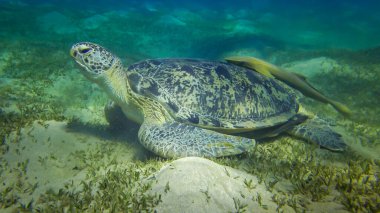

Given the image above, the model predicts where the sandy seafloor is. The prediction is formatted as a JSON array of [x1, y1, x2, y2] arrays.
[[0, 1, 379, 212]]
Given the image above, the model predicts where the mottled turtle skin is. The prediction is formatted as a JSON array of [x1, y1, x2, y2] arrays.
[[70, 42, 346, 158]]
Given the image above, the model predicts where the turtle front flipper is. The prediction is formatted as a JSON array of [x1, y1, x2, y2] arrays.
[[105, 101, 126, 127], [104, 101, 139, 131], [287, 116, 347, 151], [138, 121, 255, 158]]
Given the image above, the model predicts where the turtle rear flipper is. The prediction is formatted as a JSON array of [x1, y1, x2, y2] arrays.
[[287, 117, 347, 151], [138, 120, 255, 158]]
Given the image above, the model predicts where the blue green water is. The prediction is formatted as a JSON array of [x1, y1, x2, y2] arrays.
[[0, 0, 379, 212], [2, 0, 380, 55]]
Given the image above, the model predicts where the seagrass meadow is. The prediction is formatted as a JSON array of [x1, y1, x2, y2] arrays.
[[0, 1, 379, 212]]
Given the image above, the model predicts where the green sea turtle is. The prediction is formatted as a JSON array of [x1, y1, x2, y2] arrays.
[[70, 42, 346, 158]]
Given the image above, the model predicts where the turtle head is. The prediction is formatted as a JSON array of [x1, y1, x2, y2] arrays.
[[70, 42, 122, 80]]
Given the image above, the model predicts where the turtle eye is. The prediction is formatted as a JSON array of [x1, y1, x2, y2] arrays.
[[79, 47, 91, 54]]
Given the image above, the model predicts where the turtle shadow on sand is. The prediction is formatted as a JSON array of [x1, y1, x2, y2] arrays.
[[64, 115, 155, 160]]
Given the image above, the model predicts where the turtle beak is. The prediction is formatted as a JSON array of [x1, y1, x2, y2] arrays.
[[70, 48, 77, 58], [70, 46, 86, 69]]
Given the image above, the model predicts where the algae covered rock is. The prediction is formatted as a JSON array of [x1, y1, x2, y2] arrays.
[[155, 15, 187, 27], [282, 57, 341, 78], [81, 14, 109, 30], [148, 157, 278, 212], [36, 11, 79, 34]]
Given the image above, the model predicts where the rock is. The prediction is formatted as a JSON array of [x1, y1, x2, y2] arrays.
[[143, 2, 159, 12], [156, 15, 187, 27], [222, 48, 264, 60], [36, 11, 79, 34], [282, 57, 341, 78], [81, 14, 109, 30], [148, 157, 278, 212], [224, 19, 259, 35]]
